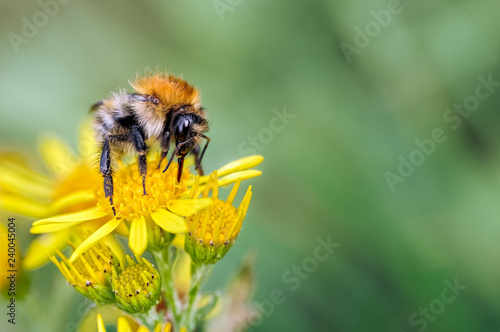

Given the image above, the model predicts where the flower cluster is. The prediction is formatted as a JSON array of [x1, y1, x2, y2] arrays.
[[0, 122, 262, 332]]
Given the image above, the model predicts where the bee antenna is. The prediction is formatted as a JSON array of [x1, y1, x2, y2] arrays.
[[195, 134, 211, 170]]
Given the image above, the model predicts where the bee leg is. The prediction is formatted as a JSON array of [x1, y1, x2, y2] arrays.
[[163, 137, 195, 182], [131, 125, 148, 196], [100, 138, 116, 216], [177, 154, 185, 182], [157, 131, 170, 170], [195, 134, 210, 175], [192, 144, 204, 176]]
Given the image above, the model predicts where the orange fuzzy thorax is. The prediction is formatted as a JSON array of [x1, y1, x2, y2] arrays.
[[130, 73, 200, 106]]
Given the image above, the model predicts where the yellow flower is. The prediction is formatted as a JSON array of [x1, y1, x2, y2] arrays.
[[50, 231, 125, 305], [31, 154, 263, 260], [97, 313, 171, 332], [185, 172, 253, 264], [0, 120, 263, 263], [0, 125, 104, 269]]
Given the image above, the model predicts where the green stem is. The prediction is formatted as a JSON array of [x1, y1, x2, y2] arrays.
[[181, 263, 211, 331], [132, 309, 160, 330], [152, 247, 182, 327]]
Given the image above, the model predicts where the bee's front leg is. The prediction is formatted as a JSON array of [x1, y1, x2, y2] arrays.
[[157, 130, 170, 170], [100, 138, 116, 216], [131, 125, 148, 196], [100, 134, 129, 216]]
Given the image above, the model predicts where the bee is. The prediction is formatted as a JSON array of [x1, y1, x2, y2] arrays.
[[91, 72, 210, 214]]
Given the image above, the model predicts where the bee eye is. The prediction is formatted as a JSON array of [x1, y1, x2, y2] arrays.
[[149, 96, 160, 105]]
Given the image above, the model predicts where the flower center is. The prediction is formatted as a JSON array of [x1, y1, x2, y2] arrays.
[[112, 256, 161, 313], [189, 198, 237, 246], [96, 158, 190, 220]]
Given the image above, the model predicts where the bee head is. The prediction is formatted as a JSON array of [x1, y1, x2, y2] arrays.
[[173, 112, 204, 155], [163, 106, 210, 181]]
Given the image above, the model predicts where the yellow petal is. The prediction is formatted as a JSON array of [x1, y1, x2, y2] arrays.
[[50, 190, 96, 212], [39, 134, 78, 176], [172, 234, 185, 248], [23, 230, 70, 270], [97, 314, 106, 332], [0, 162, 53, 198], [167, 198, 212, 217], [32, 207, 107, 227], [30, 207, 108, 233], [0, 157, 53, 186], [0, 193, 51, 218], [117, 316, 132, 332], [114, 220, 130, 237], [186, 155, 263, 187], [69, 218, 121, 262], [217, 170, 262, 187], [101, 234, 126, 262], [216, 155, 263, 176], [129, 216, 148, 256], [173, 250, 191, 296], [185, 170, 262, 199], [163, 323, 172, 332], [151, 208, 188, 234], [137, 327, 149, 332]]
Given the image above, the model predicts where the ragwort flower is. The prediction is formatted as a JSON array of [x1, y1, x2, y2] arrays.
[[0, 125, 105, 269], [185, 172, 252, 265], [31, 153, 263, 260], [50, 232, 124, 305]]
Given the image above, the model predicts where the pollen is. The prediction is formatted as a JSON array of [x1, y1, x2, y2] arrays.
[[96, 158, 189, 220]]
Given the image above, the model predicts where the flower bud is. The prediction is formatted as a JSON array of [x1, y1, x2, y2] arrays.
[[111, 255, 161, 313], [185, 174, 252, 264]]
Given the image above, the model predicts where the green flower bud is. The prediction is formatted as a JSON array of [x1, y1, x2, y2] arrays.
[[111, 255, 161, 313]]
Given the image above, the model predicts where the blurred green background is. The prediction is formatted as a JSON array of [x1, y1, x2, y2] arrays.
[[2, 0, 500, 331]]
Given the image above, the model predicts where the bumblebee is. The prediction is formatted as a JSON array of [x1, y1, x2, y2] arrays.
[[91, 72, 210, 214]]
